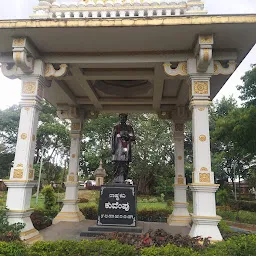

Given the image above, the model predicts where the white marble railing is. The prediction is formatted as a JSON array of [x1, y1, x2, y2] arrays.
[[31, 0, 207, 19]]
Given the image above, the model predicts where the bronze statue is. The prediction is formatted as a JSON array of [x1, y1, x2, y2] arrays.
[[111, 114, 135, 183]]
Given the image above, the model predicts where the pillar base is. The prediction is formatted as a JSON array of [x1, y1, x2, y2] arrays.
[[7, 209, 42, 244], [168, 215, 191, 226], [168, 202, 191, 226], [53, 199, 84, 224], [189, 215, 222, 241]]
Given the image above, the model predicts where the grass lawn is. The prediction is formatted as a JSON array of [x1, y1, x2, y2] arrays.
[[1, 189, 256, 226], [137, 202, 168, 210]]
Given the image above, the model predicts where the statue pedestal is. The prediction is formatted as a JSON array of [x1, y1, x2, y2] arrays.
[[97, 184, 137, 227], [80, 184, 140, 237]]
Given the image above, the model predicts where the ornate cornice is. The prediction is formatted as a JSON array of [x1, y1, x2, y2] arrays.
[[44, 63, 68, 78], [213, 60, 236, 75], [163, 62, 188, 77]]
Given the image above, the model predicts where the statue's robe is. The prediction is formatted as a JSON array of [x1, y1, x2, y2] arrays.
[[111, 123, 135, 163]]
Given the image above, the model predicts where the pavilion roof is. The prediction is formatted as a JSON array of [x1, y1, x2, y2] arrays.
[[31, 0, 207, 19]]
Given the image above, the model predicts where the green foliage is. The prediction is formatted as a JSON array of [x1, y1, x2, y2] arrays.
[[81, 114, 175, 194], [218, 220, 235, 240], [1, 235, 256, 256], [0, 242, 26, 256], [216, 189, 230, 206], [41, 186, 57, 213], [79, 203, 98, 220], [230, 200, 256, 212], [218, 220, 232, 234], [217, 209, 256, 225], [97, 230, 210, 251], [0, 144, 14, 179], [28, 240, 137, 256], [141, 244, 200, 256], [203, 234, 256, 256], [0, 105, 20, 150], [79, 202, 172, 222], [0, 208, 25, 242], [30, 209, 56, 231], [238, 65, 256, 106]]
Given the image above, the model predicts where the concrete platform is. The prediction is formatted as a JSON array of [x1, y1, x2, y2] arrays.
[[40, 220, 190, 241]]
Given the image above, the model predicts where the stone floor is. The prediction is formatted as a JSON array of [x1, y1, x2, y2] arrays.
[[40, 220, 190, 241]]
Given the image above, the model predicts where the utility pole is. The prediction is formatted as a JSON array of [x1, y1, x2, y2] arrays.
[[233, 162, 237, 201], [36, 148, 45, 205]]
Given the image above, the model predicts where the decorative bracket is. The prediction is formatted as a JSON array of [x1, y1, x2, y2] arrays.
[[57, 104, 79, 120], [163, 62, 188, 77], [57, 104, 99, 120], [44, 64, 68, 78], [1, 63, 18, 79], [213, 61, 236, 75], [195, 35, 214, 73], [12, 38, 38, 73]]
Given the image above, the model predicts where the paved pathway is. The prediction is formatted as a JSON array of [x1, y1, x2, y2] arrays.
[[40, 220, 190, 241]]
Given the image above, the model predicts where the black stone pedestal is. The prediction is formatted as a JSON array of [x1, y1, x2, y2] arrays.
[[80, 184, 141, 237]]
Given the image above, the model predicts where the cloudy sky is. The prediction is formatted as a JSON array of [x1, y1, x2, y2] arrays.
[[0, 0, 255, 110]]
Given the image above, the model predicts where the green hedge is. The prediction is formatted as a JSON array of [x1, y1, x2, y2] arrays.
[[1, 235, 256, 256], [217, 209, 256, 225], [79, 204, 171, 222], [141, 244, 200, 256], [230, 200, 256, 212], [28, 240, 136, 256], [202, 235, 256, 256], [0, 242, 26, 256]]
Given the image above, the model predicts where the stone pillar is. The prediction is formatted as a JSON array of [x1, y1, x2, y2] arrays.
[[188, 71, 222, 241], [53, 119, 84, 224], [168, 121, 190, 226], [4, 75, 45, 243]]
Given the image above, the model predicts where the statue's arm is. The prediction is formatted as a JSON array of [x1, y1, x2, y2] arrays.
[[129, 126, 136, 142], [111, 127, 117, 154]]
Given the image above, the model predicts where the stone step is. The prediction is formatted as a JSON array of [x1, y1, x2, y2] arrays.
[[88, 225, 142, 233], [80, 225, 143, 237]]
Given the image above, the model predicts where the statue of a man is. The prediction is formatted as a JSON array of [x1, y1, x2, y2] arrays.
[[111, 113, 135, 183]]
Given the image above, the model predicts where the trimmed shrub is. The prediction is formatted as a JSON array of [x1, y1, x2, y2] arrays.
[[30, 209, 53, 231], [28, 240, 137, 256], [203, 234, 256, 256], [216, 189, 230, 206], [230, 200, 256, 212], [141, 244, 200, 256], [41, 186, 57, 212], [79, 204, 171, 222], [0, 242, 26, 256], [79, 203, 98, 220], [78, 198, 89, 203], [137, 208, 171, 222]]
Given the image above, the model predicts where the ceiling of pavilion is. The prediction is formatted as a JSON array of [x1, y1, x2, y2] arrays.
[[0, 15, 256, 114]]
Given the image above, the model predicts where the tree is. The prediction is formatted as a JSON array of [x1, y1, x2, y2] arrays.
[[0, 143, 14, 179], [212, 103, 255, 197], [0, 105, 20, 151], [80, 113, 175, 195], [237, 64, 256, 106], [0, 102, 70, 184]]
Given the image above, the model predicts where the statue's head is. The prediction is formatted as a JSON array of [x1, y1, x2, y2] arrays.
[[119, 113, 128, 124]]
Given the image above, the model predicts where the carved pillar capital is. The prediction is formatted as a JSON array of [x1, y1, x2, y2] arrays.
[[194, 35, 214, 73]]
